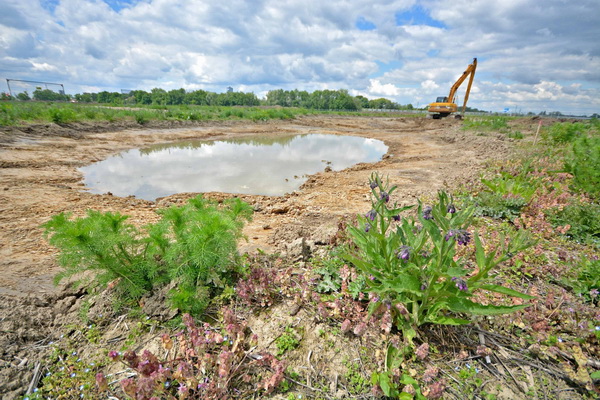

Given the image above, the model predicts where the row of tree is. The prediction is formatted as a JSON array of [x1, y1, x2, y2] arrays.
[[264, 89, 414, 110], [2, 87, 415, 111]]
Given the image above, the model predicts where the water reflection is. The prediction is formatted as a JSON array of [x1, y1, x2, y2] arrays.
[[79, 134, 388, 200]]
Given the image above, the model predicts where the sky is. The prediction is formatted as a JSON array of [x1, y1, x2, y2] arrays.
[[1, 0, 599, 115]]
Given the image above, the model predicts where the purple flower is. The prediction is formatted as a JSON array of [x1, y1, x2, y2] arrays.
[[451, 277, 468, 292], [364, 222, 371, 232], [370, 181, 378, 189], [422, 206, 433, 220], [366, 209, 377, 221], [396, 245, 411, 260], [178, 383, 189, 395], [445, 229, 471, 245], [447, 204, 456, 214], [380, 191, 390, 203], [392, 214, 401, 221]]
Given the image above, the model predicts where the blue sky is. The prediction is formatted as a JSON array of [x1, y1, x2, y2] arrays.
[[1, 0, 599, 115]]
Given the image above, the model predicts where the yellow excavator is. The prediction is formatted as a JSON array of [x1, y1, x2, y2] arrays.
[[428, 58, 477, 119]]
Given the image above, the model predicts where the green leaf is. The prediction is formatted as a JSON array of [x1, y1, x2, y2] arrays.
[[479, 284, 536, 300], [400, 374, 419, 386], [447, 265, 468, 277], [382, 273, 422, 295], [426, 315, 471, 325], [474, 234, 486, 269], [447, 297, 529, 315], [378, 372, 393, 396]]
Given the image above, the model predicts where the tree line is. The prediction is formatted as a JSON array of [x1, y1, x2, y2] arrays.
[[2, 87, 415, 111]]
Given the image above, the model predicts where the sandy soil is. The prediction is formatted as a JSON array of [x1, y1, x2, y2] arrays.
[[0, 115, 518, 296], [0, 115, 528, 397]]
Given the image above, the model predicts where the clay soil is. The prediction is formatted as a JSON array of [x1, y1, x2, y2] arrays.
[[0, 115, 527, 396]]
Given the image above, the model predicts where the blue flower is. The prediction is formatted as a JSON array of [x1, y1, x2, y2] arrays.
[[445, 229, 471, 245], [365, 209, 377, 221], [451, 277, 468, 292], [422, 206, 433, 220], [396, 245, 411, 261]]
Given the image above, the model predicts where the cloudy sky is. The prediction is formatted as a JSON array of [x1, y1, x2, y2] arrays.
[[1, 0, 599, 115]]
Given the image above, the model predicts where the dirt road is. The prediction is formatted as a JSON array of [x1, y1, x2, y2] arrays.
[[0, 115, 516, 297]]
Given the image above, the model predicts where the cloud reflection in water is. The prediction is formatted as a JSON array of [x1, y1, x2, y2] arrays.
[[79, 134, 388, 200]]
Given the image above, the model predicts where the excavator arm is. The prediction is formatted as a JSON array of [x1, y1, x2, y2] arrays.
[[428, 58, 477, 119], [447, 58, 477, 114]]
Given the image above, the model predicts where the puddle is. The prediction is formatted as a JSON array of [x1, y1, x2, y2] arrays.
[[79, 134, 388, 200]]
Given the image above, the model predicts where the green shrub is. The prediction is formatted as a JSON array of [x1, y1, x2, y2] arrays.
[[343, 173, 535, 343], [469, 170, 539, 220], [565, 134, 600, 200], [471, 192, 529, 220], [0, 103, 16, 125], [547, 122, 588, 144], [546, 201, 600, 246], [48, 107, 78, 124], [507, 130, 524, 139], [43, 210, 156, 300], [463, 117, 509, 131], [43, 196, 253, 314], [146, 196, 253, 314], [563, 257, 600, 304]]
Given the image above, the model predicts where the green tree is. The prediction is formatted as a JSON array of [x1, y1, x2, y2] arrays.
[[150, 88, 168, 106], [167, 88, 186, 105], [16, 91, 31, 101], [33, 89, 68, 101], [74, 93, 93, 102]]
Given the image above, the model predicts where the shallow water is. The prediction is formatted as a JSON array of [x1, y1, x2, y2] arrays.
[[79, 133, 388, 200]]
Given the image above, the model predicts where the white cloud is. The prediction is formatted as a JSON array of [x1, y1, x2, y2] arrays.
[[368, 79, 401, 96], [0, 0, 598, 114]]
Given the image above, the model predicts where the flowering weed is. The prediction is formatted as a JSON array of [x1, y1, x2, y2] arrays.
[[343, 173, 536, 343], [103, 311, 287, 399]]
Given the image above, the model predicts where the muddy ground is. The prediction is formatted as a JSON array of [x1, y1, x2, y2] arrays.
[[0, 115, 536, 397]]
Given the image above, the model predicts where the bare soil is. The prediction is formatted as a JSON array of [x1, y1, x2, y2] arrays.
[[0, 115, 533, 397]]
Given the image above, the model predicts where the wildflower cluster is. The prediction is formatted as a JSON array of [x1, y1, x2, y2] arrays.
[[102, 311, 286, 399], [343, 172, 536, 343], [25, 345, 104, 400]]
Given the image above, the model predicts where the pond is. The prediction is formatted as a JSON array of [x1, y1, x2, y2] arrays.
[[79, 134, 388, 200]]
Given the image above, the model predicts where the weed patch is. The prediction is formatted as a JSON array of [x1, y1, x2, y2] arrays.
[[545, 201, 600, 246], [343, 173, 536, 343]]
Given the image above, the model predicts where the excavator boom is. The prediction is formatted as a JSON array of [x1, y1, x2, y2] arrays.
[[428, 58, 477, 119]]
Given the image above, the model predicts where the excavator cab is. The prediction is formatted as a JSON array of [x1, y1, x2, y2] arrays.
[[428, 58, 477, 120]]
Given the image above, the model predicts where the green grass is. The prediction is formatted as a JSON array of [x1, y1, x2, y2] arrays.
[[462, 116, 512, 131], [0, 101, 319, 127]]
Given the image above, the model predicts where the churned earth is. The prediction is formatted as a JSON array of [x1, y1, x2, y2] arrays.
[[0, 115, 533, 397]]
